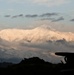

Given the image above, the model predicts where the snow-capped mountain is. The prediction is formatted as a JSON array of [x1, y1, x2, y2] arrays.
[[0, 26, 74, 42], [0, 26, 74, 63]]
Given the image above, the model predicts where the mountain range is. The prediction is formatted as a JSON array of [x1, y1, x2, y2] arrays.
[[0, 26, 74, 42], [0, 26, 74, 63]]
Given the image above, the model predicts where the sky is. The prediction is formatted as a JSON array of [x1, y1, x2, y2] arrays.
[[0, 0, 74, 63], [0, 0, 74, 31]]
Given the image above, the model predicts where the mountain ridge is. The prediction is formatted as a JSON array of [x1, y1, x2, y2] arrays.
[[0, 27, 74, 42]]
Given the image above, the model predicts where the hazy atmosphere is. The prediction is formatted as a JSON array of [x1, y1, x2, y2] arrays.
[[0, 0, 74, 63]]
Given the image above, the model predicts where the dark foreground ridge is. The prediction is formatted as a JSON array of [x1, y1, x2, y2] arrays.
[[0, 54, 74, 75]]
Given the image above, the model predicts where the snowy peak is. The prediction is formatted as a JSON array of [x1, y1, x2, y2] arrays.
[[33, 25, 55, 31], [0, 27, 74, 42]]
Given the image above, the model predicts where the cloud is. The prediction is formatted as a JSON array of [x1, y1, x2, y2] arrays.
[[40, 18, 55, 21], [55, 39, 74, 49], [4, 15, 11, 17], [40, 16, 64, 22], [12, 15, 18, 18], [52, 17, 64, 22], [40, 13, 58, 17], [25, 14, 38, 18], [12, 14, 24, 18], [6, 13, 58, 19], [70, 19, 74, 22], [0, 38, 73, 63], [18, 14, 24, 17]]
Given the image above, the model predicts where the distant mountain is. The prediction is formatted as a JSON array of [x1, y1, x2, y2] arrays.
[[0, 26, 74, 42], [0, 57, 57, 75], [0, 26, 74, 63]]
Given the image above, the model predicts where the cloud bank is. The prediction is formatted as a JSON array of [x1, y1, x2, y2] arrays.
[[0, 26, 74, 63]]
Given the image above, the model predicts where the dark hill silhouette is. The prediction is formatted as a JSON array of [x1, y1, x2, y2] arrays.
[[0, 62, 13, 68], [20, 57, 49, 64], [0, 56, 74, 75], [0, 57, 59, 75]]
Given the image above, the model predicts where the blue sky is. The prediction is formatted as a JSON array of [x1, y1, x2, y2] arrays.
[[0, 0, 74, 30]]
